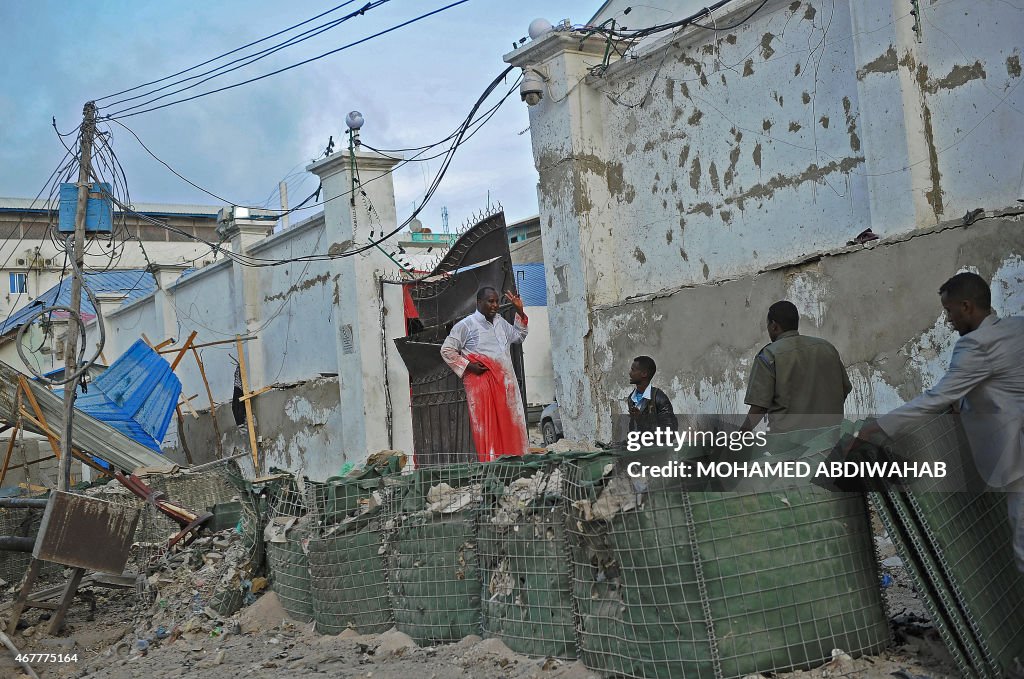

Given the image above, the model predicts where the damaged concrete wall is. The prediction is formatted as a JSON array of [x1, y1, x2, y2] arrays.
[[180, 375, 345, 480], [587, 213, 1024, 441], [248, 216, 338, 386], [507, 0, 1023, 441]]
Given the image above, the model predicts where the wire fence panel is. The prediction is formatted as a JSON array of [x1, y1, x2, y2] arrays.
[[477, 454, 576, 659], [307, 475, 393, 634], [876, 414, 1024, 679], [265, 477, 314, 622], [564, 446, 889, 679], [386, 464, 483, 645]]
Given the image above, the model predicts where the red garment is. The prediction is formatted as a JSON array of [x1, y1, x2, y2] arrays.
[[462, 353, 528, 462]]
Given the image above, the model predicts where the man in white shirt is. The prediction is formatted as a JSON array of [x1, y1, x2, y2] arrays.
[[855, 272, 1024, 573], [440, 287, 529, 462]]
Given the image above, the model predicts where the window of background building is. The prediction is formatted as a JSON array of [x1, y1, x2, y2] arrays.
[[9, 272, 27, 294]]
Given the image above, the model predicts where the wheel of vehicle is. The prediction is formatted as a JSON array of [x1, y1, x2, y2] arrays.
[[542, 419, 560, 444]]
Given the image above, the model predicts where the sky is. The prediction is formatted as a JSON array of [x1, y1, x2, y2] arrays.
[[0, 0, 600, 232]]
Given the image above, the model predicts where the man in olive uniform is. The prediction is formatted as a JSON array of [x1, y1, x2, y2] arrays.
[[741, 301, 852, 433]]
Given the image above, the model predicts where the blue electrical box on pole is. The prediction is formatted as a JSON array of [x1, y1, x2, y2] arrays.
[[58, 182, 114, 234]]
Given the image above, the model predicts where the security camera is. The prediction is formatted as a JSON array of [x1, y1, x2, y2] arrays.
[[520, 68, 545, 106]]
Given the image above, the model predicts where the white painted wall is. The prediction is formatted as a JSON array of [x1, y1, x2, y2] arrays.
[[507, 0, 1024, 441]]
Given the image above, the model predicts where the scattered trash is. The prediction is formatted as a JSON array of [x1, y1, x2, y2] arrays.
[[882, 573, 894, 588], [882, 556, 904, 569]]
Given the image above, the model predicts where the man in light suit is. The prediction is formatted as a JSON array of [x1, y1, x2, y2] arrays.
[[856, 272, 1024, 573]]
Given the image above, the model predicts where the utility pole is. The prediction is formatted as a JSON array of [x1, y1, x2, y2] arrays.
[[58, 101, 97, 492], [279, 181, 289, 230]]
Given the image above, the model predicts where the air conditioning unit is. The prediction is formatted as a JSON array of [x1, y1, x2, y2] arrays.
[[16, 258, 25, 266]]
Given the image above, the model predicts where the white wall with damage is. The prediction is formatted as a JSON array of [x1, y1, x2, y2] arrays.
[[508, 0, 1024, 441]]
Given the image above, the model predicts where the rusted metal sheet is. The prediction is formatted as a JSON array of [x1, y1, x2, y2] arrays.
[[33, 492, 139, 574], [396, 211, 528, 466], [0, 360, 175, 473]]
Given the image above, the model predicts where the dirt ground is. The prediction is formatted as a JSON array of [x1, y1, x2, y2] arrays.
[[0, 563, 960, 679]]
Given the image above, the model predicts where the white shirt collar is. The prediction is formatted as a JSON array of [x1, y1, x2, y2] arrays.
[[632, 384, 653, 401]]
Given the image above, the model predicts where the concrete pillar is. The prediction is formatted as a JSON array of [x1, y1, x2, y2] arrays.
[[92, 292, 127, 359], [218, 211, 272, 389], [505, 33, 617, 442], [849, 2, 936, 230], [307, 147, 406, 461]]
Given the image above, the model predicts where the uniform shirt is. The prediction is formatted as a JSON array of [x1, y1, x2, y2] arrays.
[[744, 330, 852, 433]]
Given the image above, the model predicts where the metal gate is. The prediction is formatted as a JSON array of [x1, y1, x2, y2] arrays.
[[394, 211, 527, 466]]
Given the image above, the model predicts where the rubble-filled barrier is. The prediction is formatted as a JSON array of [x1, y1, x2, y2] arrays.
[[307, 476, 393, 634], [386, 464, 483, 645], [563, 443, 890, 679], [265, 478, 314, 622], [477, 454, 576, 660], [872, 415, 1024, 679]]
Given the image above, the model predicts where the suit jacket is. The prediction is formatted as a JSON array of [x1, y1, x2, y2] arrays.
[[877, 314, 1024, 487], [627, 386, 679, 433]]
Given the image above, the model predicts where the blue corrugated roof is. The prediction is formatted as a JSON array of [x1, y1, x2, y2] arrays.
[[513, 263, 547, 307], [0, 269, 155, 337], [61, 339, 181, 451]]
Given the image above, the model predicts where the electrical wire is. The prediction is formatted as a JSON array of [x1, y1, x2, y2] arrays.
[[100, 0, 379, 114], [95, 1, 365, 103], [102, 0, 473, 120], [103, 64, 516, 270]]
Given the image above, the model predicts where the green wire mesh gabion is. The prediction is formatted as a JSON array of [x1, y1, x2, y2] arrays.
[[477, 454, 577, 659], [386, 464, 482, 645], [265, 478, 314, 623], [563, 443, 889, 679], [307, 475, 393, 635]]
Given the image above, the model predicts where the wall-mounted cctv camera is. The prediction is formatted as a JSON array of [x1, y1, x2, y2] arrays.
[[520, 68, 547, 106]]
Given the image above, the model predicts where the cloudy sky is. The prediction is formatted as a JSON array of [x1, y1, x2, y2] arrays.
[[0, 0, 599, 231]]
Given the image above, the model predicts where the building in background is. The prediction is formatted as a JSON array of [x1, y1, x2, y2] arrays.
[[0, 198, 277, 322]]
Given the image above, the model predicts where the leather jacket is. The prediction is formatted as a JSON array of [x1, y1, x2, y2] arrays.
[[627, 387, 678, 433]]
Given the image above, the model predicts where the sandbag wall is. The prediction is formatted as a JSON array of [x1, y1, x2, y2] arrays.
[[263, 445, 891, 678]]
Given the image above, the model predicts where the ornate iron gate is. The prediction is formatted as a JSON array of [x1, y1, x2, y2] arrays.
[[394, 211, 527, 466]]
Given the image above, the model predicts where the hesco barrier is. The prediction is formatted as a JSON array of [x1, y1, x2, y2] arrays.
[[307, 475, 393, 635], [265, 478, 314, 622], [563, 442, 890, 679], [477, 454, 576, 660], [386, 464, 483, 645], [871, 415, 1024, 679]]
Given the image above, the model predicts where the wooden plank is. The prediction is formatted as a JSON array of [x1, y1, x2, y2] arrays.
[[236, 335, 260, 472], [239, 385, 273, 403], [190, 347, 223, 458], [0, 385, 22, 486], [158, 335, 256, 354], [7, 559, 42, 634], [175, 406, 194, 465], [153, 338, 176, 351], [47, 567, 86, 635], [169, 330, 198, 371]]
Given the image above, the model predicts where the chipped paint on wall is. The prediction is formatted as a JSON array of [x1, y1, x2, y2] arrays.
[[784, 266, 830, 328]]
